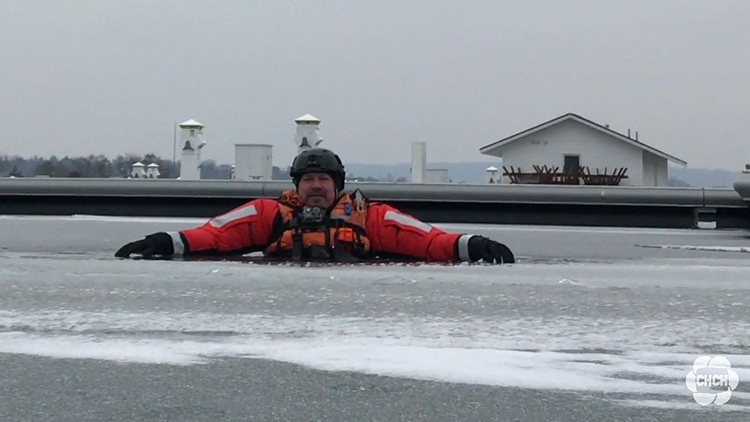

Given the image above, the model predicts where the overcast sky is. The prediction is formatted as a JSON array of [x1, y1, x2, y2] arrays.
[[1, 0, 748, 170]]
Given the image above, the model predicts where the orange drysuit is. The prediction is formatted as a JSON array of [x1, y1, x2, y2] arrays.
[[167, 189, 474, 262]]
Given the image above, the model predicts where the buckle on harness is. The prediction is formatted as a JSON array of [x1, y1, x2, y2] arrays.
[[292, 231, 304, 261]]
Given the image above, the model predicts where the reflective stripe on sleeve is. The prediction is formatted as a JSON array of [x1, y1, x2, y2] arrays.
[[166, 231, 185, 256], [209, 205, 258, 228], [383, 210, 433, 233], [457, 234, 474, 261]]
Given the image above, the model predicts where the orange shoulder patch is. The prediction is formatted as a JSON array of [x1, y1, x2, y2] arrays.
[[279, 190, 304, 208]]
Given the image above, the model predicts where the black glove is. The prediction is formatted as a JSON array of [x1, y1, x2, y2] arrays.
[[468, 235, 515, 264], [115, 232, 174, 258]]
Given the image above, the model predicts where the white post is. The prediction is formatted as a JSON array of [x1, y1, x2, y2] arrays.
[[293, 114, 323, 154], [146, 163, 160, 179], [411, 141, 426, 183], [130, 162, 146, 179], [178, 119, 206, 180], [486, 166, 499, 184]]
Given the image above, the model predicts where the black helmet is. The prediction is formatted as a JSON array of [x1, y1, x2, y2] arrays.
[[290, 148, 346, 191]]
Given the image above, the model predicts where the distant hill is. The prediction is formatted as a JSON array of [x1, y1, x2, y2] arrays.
[[345, 162, 503, 184], [667, 167, 744, 188], [345, 162, 744, 187]]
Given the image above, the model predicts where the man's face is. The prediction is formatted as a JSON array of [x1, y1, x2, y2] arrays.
[[297, 172, 337, 208]]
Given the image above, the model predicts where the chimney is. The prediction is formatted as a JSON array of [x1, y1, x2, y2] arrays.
[[627, 128, 631, 138], [411, 141, 427, 183], [635, 131, 639, 140]]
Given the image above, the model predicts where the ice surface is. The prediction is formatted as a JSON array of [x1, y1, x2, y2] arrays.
[[1, 215, 749, 410]]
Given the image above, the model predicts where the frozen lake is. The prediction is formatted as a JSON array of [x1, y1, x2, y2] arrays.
[[1, 215, 749, 420]]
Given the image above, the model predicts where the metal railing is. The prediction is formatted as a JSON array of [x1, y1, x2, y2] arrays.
[[1, 178, 748, 228]]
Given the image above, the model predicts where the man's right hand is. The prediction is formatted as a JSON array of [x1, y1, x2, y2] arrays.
[[115, 232, 174, 258]]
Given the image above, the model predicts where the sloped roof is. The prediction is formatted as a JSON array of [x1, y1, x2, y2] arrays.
[[479, 113, 687, 166], [295, 114, 320, 123], [179, 119, 204, 128]]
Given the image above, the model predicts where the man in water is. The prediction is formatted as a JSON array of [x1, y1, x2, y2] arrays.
[[115, 148, 514, 264]]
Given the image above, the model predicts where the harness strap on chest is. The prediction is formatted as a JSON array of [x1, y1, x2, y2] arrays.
[[267, 190, 370, 261], [292, 230, 303, 261]]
